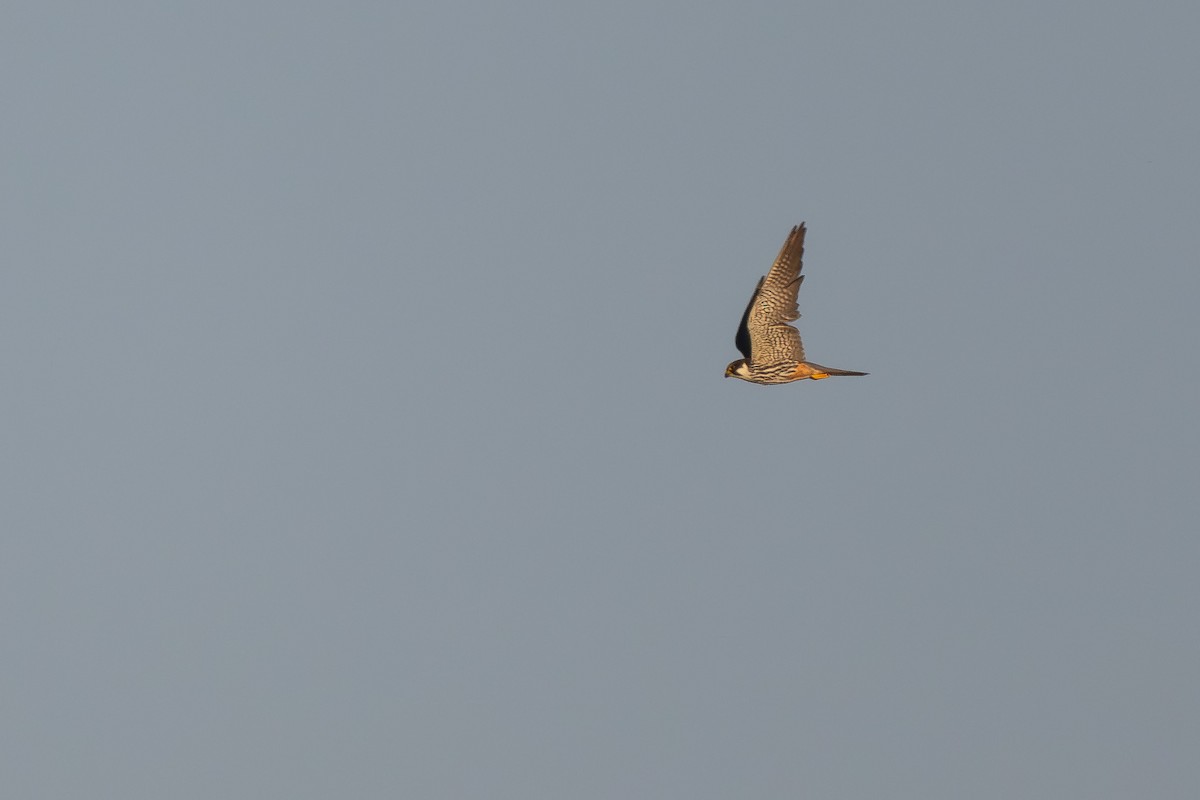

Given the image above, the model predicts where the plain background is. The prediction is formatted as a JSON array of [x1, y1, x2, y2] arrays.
[[3, 1, 1198, 797]]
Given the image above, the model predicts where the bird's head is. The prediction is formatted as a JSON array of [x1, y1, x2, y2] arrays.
[[725, 359, 750, 380]]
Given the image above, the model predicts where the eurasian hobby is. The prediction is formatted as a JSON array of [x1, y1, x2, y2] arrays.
[[725, 223, 867, 385]]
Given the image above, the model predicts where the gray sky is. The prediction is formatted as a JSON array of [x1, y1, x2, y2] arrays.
[[4, 1, 1198, 797]]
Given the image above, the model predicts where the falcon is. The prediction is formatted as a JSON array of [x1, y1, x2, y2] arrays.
[[725, 223, 867, 384]]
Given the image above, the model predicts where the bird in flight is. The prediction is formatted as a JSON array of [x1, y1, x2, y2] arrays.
[[725, 223, 867, 385]]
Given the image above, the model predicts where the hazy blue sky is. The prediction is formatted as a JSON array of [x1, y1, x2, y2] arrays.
[[4, 1, 1198, 797]]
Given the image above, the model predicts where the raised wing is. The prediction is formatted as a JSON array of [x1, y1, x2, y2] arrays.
[[734, 277, 764, 359], [745, 224, 807, 364]]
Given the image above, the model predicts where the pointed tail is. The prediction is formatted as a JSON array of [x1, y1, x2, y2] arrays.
[[808, 363, 868, 377]]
